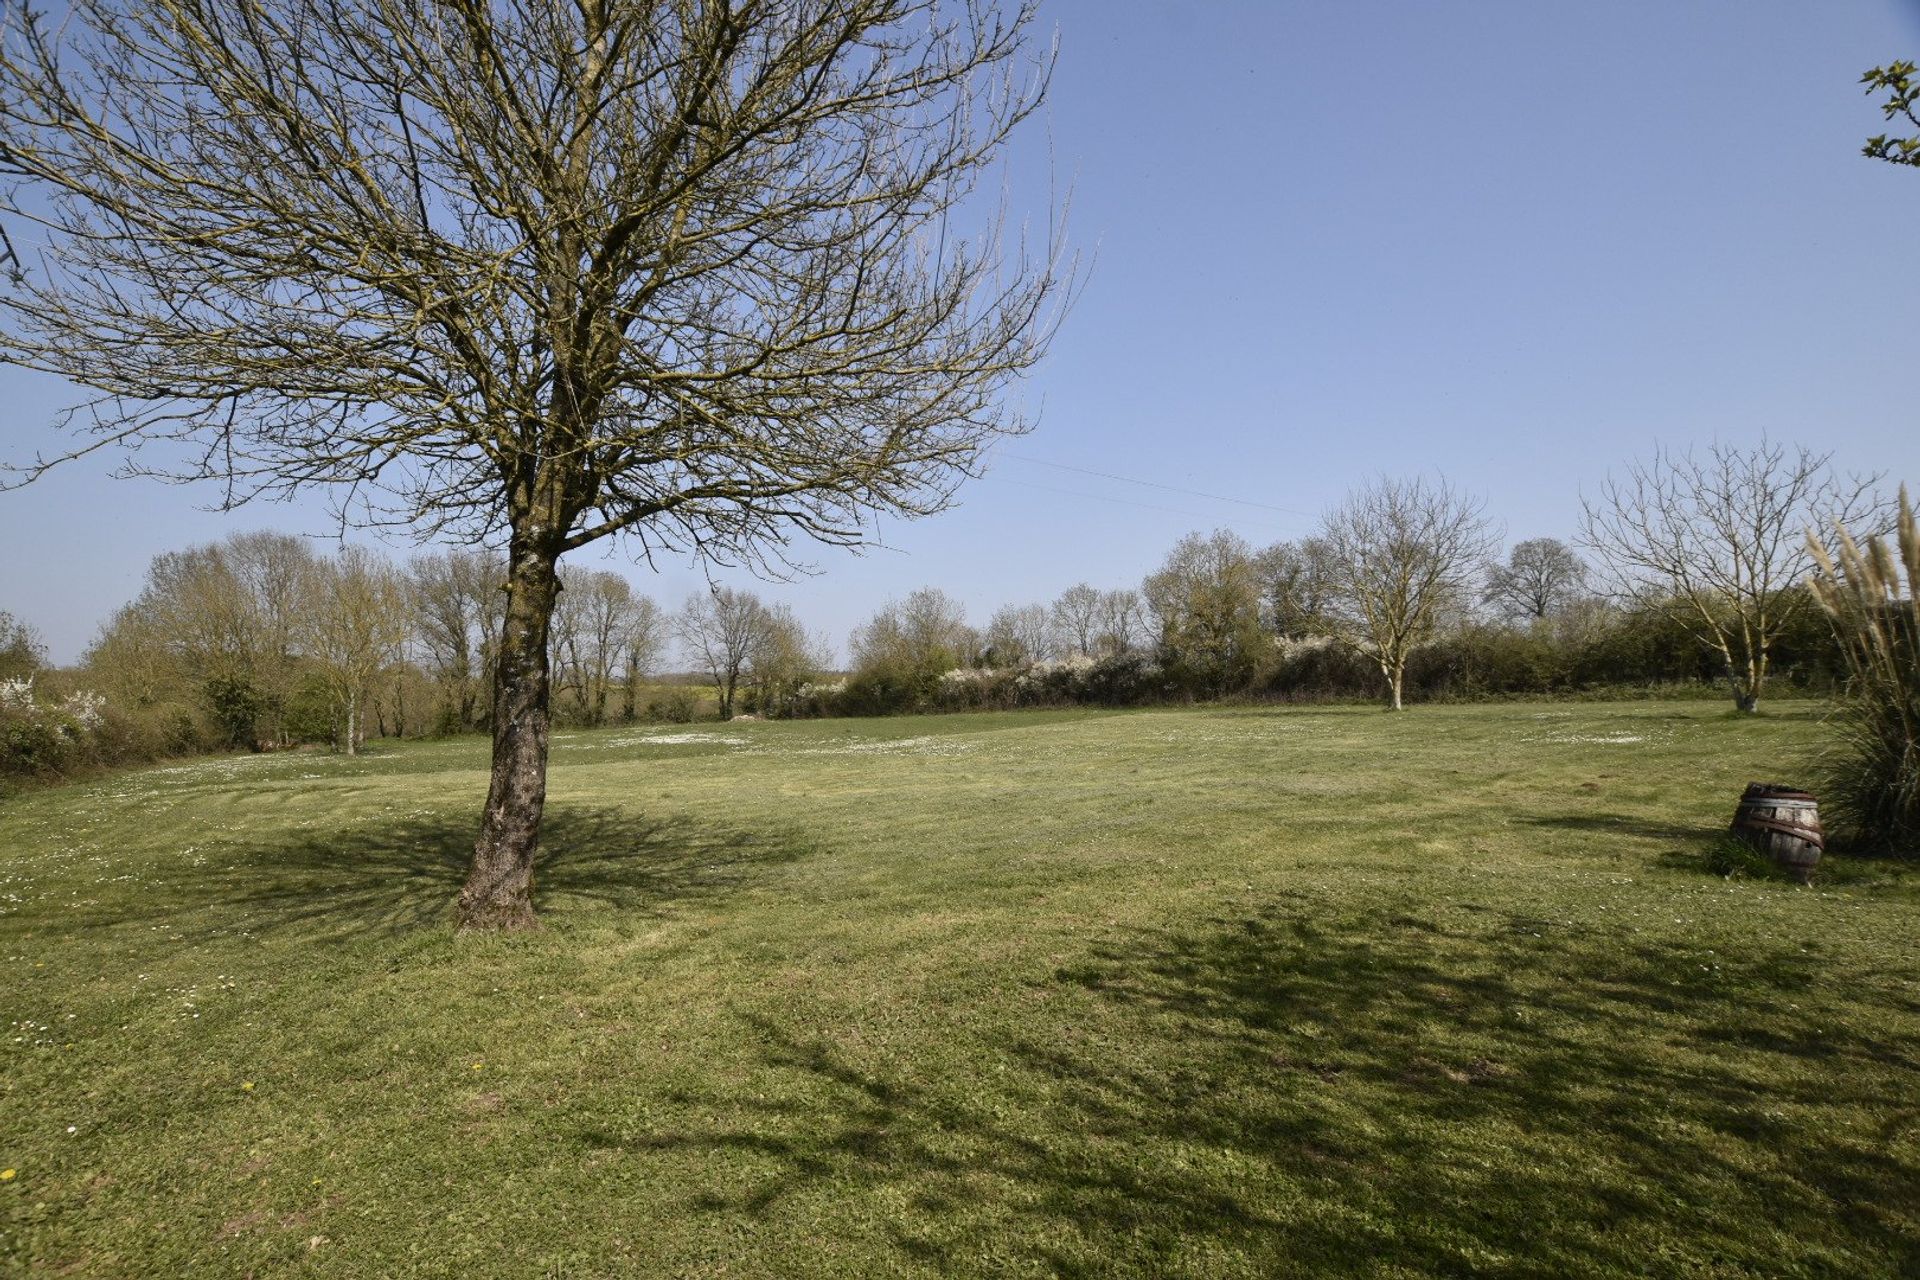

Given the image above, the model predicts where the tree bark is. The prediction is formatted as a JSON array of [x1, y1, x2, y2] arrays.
[[1388, 664, 1405, 711], [458, 538, 561, 931]]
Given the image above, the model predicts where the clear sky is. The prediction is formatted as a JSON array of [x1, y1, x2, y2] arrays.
[[4, 0, 1920, 663]]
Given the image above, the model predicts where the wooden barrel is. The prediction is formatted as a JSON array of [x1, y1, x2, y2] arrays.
[[1731, 783, 1824, 882]]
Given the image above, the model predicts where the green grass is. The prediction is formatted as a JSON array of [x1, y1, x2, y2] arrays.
[[2, 702, 1917, 1277]]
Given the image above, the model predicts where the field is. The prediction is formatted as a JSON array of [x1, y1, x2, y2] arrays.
[[2, 702, 1918, 1278]]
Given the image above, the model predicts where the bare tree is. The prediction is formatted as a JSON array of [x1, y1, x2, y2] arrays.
[[983, 603, 1053, 666], [1484, 538, 1588, 624], [409, 551, 504, 732], [1050, 584, 1102, 658], [1579, 441, 1883, 713], [304, 548, 410, 755], [1093, 588, 1146, 658], [677, 588, 772, 720], [0, 0, 1067, 929], [1319, 477, 1495, 711], [554, 568, 644, 726], [619, 596, 666, 724]]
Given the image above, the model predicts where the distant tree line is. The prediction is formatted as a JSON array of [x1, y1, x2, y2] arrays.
[[0, 442, 1892, 785], [0, 533, 829, 783], [828, 446, 1877, 717]]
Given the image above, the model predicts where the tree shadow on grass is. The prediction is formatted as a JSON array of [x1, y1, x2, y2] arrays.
[[612, 901, 1920, 1276], [174, 806, 815, 941]]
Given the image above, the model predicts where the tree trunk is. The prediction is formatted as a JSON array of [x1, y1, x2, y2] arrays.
[[344, 692, 358, 756], [1388, 664, 1405, 711], [458, 539, 560, 931]]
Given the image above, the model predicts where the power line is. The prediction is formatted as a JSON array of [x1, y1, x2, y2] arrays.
[[995, 450, 1314, 517]]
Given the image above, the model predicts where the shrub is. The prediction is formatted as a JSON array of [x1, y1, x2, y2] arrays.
[[1808, 490, 1920, 852], [0, 680, 122, 782], [203, 673, 264, 750], [646, 687, 702, 724]]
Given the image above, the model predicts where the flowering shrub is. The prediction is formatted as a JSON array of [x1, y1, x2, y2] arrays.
[[0, 676, 33, 712], [823, 652, 1168, 717], [0, 680, 151, 786]]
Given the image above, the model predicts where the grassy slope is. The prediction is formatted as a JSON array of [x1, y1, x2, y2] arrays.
[[1, 703, 1917, 1278]]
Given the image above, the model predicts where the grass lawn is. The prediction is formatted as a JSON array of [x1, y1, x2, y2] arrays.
[[2, 701, 1918, 1277]]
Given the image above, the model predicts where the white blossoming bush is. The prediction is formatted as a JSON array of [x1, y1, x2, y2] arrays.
[[919, 653, 1165, 713], [0, 676, 33, 711], [61, 689, 107, 732], [0, 679, 148, 787]]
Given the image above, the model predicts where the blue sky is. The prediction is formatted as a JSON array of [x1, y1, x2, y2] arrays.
[[4, 0, 1920, 662]]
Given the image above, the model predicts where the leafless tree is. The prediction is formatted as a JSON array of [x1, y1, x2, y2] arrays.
[[1579, 441, 1884, 712], [0, 0, 1067, 928], [303, 548, 410, 755], [619, 595, 667, 724], [409, 550, 504, 731], [983, 602, 1052, 666], [554, 568, 649, 726], [1093, 588, 1146, 658], [677, 587, 772, 720], [1319, 477, 1495, 711], [1483, 538, 1588, 624], [1050, 583, 1101, 658]]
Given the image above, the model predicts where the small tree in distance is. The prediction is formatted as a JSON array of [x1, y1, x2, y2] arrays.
[[304, 548, 409, 756], [1484, 538, 1588, 624], [1578, 441, 1883, 713], [1318, 476, 1495, 711], [983, 603, 1053, 667], [0, 611, 45, 683], [0, 0, 1068, 930], [1050, 584, 1103, 658], [677, 588, 772, 722]]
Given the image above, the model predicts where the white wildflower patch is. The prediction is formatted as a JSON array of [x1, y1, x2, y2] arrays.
[[600, 732, 749, 748], [781, 734, 978, 758], [1525, 728, 1660, 746]]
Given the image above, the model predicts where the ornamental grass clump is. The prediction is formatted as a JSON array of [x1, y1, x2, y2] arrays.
[[1808, 487, 1920, 851]]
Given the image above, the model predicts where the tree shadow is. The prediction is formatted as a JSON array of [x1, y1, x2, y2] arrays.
[[602, 901, 1920, 1275], [162, 806, 816, 941]]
